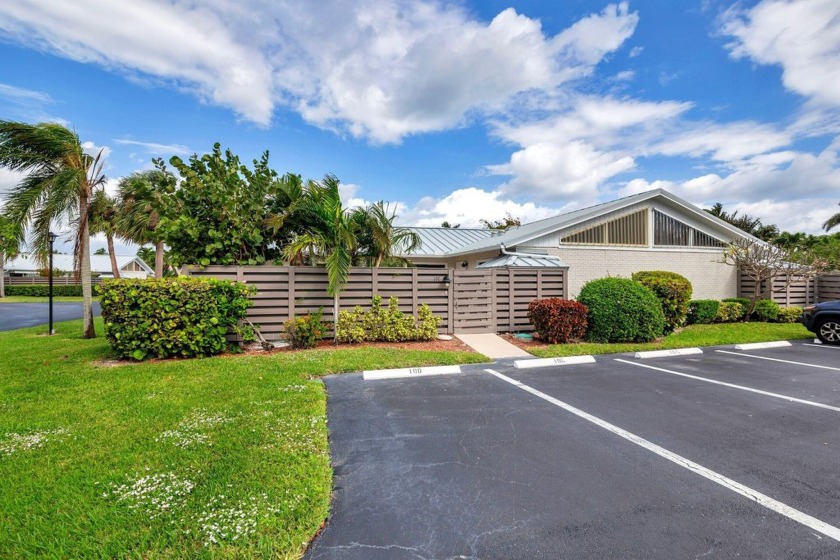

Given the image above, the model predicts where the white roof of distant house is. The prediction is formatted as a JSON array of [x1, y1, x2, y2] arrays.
[[5, 253, 153, 275]]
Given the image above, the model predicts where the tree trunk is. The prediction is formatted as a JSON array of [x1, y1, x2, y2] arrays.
[[107, 235, 120, 279], [0, 251, 5, 298], [333, 294, 339, 344], [79, 195, 96, 339], [155, 240, 164, 278]]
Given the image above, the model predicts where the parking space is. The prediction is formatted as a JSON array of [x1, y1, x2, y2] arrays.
[[307, 342, 840, 559]]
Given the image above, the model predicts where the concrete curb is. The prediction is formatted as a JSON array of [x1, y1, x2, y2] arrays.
[[633, 348, 703, 359], [733, 341, 792, 351], [513, 355, 596, 369], [363, 365, 461, 381]]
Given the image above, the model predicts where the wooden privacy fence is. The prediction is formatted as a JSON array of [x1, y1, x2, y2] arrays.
[[3, 276, 101, 285], [187, 266, 567, 339], [738, 272, 840, 306]]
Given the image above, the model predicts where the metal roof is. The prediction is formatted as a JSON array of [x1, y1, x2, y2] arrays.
[[412, 189, 760, 258], [402, 227, 495, 256], [476, 254, 569, 269], [5, 253, 153, 275]]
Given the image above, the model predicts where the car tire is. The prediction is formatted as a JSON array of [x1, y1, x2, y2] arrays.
[[815, 318, 840, 345]]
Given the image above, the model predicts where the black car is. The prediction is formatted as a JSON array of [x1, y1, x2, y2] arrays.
[[802, 300, 840, 345]]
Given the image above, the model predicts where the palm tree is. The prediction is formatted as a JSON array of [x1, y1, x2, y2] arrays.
[[117, 169, 170, 277], [825, 204, 840, 232], [89, 188, 122, 279], [0, 121, 105, 337], [282, 175, 358, 332], [0, 215, 21, 298], [363, 201, 421, 267]]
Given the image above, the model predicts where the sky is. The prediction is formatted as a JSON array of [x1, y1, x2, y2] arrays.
[[1, 0, 840, 256]]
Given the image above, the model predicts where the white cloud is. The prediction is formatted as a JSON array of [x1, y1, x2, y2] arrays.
[[721, 0, 840, 107], [81, 140, 111, 161], [0, 1, 638, 142], [0, 1, 274, 124], [488, 140, 635, 200], [114, 139, 191, 155], [338, 183, 369, 210], [398, 187, 561, 228], [651, 121, 791, 163], [0, 168, 25, 199], [0, 82, 68, 124], [617, 139, 840, 233]]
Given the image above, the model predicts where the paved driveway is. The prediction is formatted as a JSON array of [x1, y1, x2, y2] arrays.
[[307, 341, 840, 559], [0, 302, 101, 331]]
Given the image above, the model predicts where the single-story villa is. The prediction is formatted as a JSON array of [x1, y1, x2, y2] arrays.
[[5, 253, 153, 279], [401, 189, 758, 299]]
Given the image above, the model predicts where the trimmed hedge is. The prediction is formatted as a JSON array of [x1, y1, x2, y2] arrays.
[[527, 298, 588, 343], [4, 284, 84, 297], [687, 300, 719, 325], [715, 301, 744, 323], [631, 271, 693, 333], [577, 277, 665, 343], [752, 299, 780, 322], [335, 296, 441, 343], [776, 306, 803, 323], [722, 297, 751, 320], [99, 277, 254, 360]]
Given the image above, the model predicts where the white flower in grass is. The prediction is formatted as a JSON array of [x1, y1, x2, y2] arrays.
[[0, 428, 69, 456]]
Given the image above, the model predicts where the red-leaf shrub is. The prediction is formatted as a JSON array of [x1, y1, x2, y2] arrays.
[[527, 298, 588, 343]]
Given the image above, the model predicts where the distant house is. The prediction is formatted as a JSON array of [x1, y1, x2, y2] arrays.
[[5, 253, 153, 279], [401, 189, 758, 299]]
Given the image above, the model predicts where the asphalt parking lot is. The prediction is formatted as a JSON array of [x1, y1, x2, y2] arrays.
[[307, 341, 840, 559], [0, 301, 101, 331]]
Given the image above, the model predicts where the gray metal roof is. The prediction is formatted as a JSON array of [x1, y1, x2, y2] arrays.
[[403, 227, 494, 256], [441, 188, 761, 257], [476, 254, 569, 269]]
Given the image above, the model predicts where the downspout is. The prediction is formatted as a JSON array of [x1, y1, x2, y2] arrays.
[[499, 244, 564, 261]]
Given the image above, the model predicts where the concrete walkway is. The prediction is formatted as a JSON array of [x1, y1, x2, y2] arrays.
[[455, 332, 532, 359]]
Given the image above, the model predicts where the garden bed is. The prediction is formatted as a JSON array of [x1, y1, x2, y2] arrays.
[[506, 322, 813, 358]]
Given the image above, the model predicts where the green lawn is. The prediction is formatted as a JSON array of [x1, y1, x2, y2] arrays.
[[0, 319, 485, 558], [528, 322, 814, 358], [0, 295, 92, 303]]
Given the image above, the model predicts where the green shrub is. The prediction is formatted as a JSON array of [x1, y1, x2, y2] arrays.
[[722, 297, 751, 320], [285, 310, 327, 349], [775, 306, 803, 323], [752, 299, 781, 322], [99, 277, 254, 360], [4, 284, 84, 297], [715, 301, 744, 323], [631, 271, 693, 333], [335, 295, 441, 343], [577, 277, 665, 343], [687, 300, 719, 325], [527, 298, 588, 343]]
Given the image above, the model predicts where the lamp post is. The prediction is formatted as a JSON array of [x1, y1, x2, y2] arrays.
[[48, 231, 57, 335]]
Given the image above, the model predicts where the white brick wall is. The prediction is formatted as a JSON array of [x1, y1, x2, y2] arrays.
[[549, 247, 737, 299]]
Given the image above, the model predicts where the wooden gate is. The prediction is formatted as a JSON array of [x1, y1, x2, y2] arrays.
[[452, 270, 494, 333]]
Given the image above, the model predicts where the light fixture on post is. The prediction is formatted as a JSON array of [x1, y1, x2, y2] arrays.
[[441, 274, 451, 285], [48, 231, 58, 335]]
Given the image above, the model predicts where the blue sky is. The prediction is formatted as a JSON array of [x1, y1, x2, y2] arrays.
[[1, 0, 839, 254]]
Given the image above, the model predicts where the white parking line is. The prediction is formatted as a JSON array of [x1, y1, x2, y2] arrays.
[[804, 343, 840, 351], [715, 350, 840, 372], [614, 359, 840, 413], [484, 368, 840, 543]]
